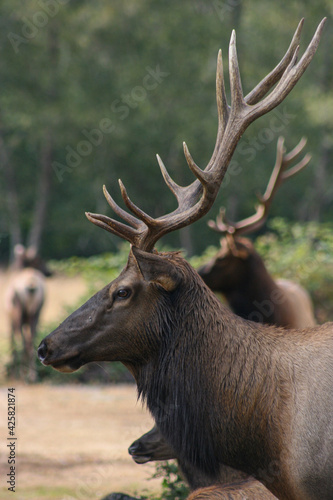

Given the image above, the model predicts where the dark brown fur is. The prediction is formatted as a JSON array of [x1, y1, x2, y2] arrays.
[[198, 238, 315, 328]]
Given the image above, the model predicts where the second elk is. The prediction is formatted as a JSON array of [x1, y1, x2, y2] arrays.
[[198, 136, 316, 328]]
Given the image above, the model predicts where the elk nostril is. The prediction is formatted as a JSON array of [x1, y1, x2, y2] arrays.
[[128, 443, 139, 455], [37, 341, 48, 361]]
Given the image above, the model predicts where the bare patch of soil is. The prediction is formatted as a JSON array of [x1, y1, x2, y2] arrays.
[[0, 384, 162, 499]]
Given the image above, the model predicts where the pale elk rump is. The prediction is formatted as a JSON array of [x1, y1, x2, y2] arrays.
[[38, 19, 332, 500], [6, 244, 50, 381], [275, 278, 315, 328]]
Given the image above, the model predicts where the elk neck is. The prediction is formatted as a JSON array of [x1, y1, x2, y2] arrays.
[[224, 250, 282, 323], [133, 254, 292, 479]]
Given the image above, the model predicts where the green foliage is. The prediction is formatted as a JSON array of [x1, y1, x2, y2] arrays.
[[50, 242, 131, 294], [150, 461, 189, 500]]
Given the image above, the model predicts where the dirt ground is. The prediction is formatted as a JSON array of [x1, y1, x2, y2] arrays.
[[0, 271, 163, 500], [0, 384, 161, 499]]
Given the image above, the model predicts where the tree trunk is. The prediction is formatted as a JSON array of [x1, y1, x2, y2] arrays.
[[28, 24, 58, 252], [0, 127, 22, 254], [306, 21, 333, 221], [27, 132, 53, 251]]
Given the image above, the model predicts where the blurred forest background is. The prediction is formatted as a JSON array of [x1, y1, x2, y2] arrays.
[[0, 0, 332, 262]]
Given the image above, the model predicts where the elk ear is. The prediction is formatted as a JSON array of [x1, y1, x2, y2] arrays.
[[131, 247, 181, 292]]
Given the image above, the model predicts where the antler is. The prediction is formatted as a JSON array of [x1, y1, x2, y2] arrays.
[[86, 18, 325, 252], [208, 136, 311, 236]]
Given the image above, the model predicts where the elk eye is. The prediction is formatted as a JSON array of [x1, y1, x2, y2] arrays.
[[116, 288, 131, 299]]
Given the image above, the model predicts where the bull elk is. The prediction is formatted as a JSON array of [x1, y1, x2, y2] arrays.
[[6, 244, 51, 381], [198, 135, 316, 328], [38, 19, 332, 500], [128, 137, 316, 488]]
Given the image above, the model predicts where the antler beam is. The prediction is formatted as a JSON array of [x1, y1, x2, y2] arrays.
[[86, 18, 325, 252]]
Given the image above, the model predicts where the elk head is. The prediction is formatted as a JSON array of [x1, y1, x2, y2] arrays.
[[198, 136, 311, 292], [128, 424, 176, 464], [38, 19, 325, 379], [13, 244, 52, 276]]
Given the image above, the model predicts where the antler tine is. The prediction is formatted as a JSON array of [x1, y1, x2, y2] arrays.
[[208, 208, 235, 234], [282, 152, 311, 180], [156, 154, 192, 210], [86, 184, 147, 246], [103, 184, 142, 229], [229, 31, 246, 112], [208, 50, 230, 168], [259, 136, 287, 203], [86, 211, 140, 245], [216, 136, 310, 237], [248, 18, 326, 119], [216, 49, 230, 142], [245, 19, 304, 106], [282, 136, 307, 166], [262, 136, 310, 201], [86, 19, 325, 252], [280, 136, 311, 181]]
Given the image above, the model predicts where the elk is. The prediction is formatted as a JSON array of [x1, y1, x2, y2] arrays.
[[198, 135, 316, 328], [38, 19, 332, 500], [6, 244, 51, 381], [128, 424, 267, 492], [127, 137, 315, 483]]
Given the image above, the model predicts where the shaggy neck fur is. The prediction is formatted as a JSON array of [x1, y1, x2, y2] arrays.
[[134, 254, 291, 479]]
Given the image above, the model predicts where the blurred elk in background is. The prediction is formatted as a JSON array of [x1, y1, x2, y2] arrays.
[[198, 136, 316, 328], [5, 244, 51, 382]]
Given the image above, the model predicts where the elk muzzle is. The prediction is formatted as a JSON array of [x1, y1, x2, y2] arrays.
[[128, 425, 176, 464], [37, 283, 112, 373], [37, 337, 83, 373]]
